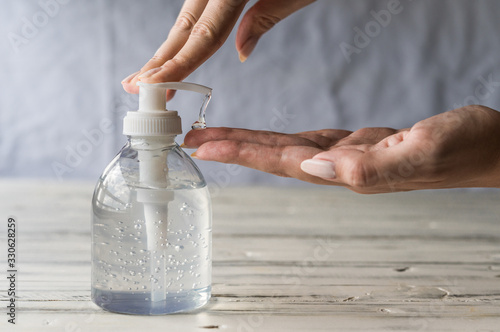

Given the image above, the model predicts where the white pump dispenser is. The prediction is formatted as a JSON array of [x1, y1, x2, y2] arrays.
[[123, 82, 212, 304], [91, 82, 213, 315]]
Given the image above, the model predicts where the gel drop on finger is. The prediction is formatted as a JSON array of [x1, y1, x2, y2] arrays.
[[91, 82, 212, 315]]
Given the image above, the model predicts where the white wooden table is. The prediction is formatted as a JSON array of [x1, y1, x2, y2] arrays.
[[1, 180, 499, 331]]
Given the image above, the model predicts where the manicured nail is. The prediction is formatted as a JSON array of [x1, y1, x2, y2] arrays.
[[121, 71, 139, 84], [190, 151, 198, 159], [138, 67, 162, 79], [300, 159, 336, 179], [238, 37, 258, 63], [238, 52, 248, 63], [182, 143, 197, 149]]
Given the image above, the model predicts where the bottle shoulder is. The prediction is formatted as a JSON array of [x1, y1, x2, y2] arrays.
[[97, 142, 207, 190]]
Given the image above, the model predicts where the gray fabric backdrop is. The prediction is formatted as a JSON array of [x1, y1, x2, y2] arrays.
[[1, 0, 500, 188]]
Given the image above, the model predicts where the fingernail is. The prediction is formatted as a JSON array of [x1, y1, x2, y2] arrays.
[[190, 151, 198, 159], [121, 71, 139, 84], [238, 53, 248, 63], [138, 67, 162, 79], [238, 37, 258, 63], [300, 159, 336, 179], [181, 143, 196, 149]]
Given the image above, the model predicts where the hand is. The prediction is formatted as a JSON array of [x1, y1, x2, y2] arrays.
[[121, 0, 315, 95], [183, 105, 500, 193]]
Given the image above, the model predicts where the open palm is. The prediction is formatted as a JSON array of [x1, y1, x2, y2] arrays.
[[184, 106, 500, 193]]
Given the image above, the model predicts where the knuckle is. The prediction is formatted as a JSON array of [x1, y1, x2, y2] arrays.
[[346, 159, 377, 189], [166, 56, 189, 71], [222, 142, 240, 162], [149, 54, 165, 63], [254, 13, 281, 32], [191, 21, 223, 48], [273, 146, 291, 177], [256, 130, 277, 145], [174, 12, 197, 33], [352, 127, 372, 137], [236, 141, 252, 162]]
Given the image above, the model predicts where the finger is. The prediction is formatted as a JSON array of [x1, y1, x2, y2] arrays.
[[295, 129, 352, 148], [122, 0, 208, 94], [236, 0, 315, 62], [301, 139, 434, 192], [333, 127, 398, 147], [194, 139, 333, 184], [139, 0, 248, 84], [184, 127, 320, 148]]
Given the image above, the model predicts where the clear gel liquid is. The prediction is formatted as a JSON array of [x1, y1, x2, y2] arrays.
[[92, 186, 212, 315], [191, 91, 212, 130]]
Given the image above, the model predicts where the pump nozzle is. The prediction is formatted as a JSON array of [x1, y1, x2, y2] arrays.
[[124, 82, 212, 136], [137, 82, 211, 112]]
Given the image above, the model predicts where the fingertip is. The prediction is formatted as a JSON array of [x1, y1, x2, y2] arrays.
[[166, 89, 177, 101], [183, 129, 206, 149], [181, 141, 196, 149], [238, 52, 248, 63], [138, 61, 185, 84], [121, 71, 140, 84], [237, 36, 258, 63], [190, 143, 215, 160], [122, 81, 140, 94], [235, 7, 262, 61]]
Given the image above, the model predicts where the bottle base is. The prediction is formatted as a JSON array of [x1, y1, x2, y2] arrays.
[[92, 286, 211, 315]]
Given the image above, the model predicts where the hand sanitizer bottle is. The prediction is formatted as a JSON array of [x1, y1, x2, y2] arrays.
[[91, 82, 212, 315]]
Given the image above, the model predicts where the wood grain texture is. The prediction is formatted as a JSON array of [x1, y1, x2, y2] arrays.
[[0, 180, 499, 331]]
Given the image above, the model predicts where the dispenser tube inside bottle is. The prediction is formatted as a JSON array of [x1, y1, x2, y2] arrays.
[[137, 148, 172, 303]]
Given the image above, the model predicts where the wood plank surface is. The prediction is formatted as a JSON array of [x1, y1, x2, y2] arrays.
[[0, 180, 499, 331]]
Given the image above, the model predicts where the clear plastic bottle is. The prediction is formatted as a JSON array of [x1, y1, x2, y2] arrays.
[[91, 82, 212, 315]]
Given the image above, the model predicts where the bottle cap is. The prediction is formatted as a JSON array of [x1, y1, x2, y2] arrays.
[[123, 82, 212, 136]]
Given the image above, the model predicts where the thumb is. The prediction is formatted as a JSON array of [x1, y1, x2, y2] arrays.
[[300, 144, 424, 191], [300, 149, 380, 187], [236, 0, 315, 62]]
